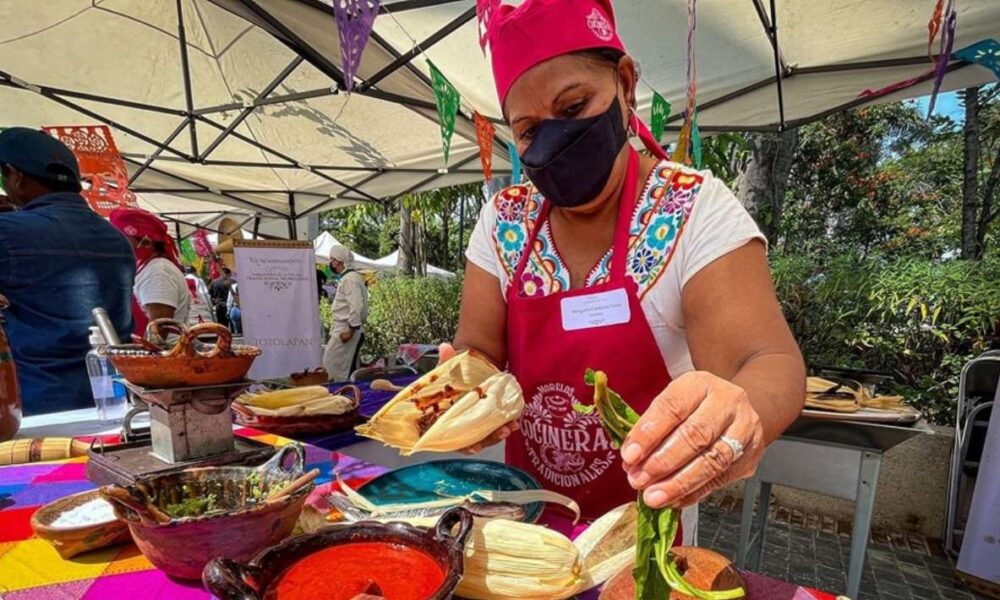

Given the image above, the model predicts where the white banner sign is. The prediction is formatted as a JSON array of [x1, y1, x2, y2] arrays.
[[234, 240, 322, 380]]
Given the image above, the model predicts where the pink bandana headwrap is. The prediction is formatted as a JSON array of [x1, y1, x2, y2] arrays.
[[488, 0, 626, 107], [110, 208, 183, 273]]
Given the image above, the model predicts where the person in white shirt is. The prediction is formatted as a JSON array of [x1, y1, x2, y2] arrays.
[[110, 209, 190, 334], [322, 245, 369, 381], [447, 0, 805, 539]]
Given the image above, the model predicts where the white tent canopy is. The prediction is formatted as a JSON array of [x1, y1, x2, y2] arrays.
[[373, 249, 455, 277], [215, 0, 999, 132], [0, 0, 515, 233], [313, 231, 385, 271], [2, 0, 999, 237]]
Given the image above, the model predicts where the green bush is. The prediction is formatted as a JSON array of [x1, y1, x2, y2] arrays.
[[361, 274, 464, 361], [772, 254, 1000, 424]]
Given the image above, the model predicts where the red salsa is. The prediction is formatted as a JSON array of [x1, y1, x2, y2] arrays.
[[265, 542, 446, 600]]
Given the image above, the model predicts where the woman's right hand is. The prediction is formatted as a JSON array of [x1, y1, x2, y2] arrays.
[[438, 343, 520, 455]]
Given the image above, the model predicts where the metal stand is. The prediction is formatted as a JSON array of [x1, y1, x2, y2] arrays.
[[123, 380, 250, 463], [86, 380, 268, 486], [737, 417, 926, 600]]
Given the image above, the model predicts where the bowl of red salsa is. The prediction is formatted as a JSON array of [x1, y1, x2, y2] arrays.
[[203, 507, 473, 600]]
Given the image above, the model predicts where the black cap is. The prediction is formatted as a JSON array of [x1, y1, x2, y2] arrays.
[[0, 127, 81, 185]]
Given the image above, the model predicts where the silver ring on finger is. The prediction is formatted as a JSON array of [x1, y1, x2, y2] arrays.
[[719, 435, 744, 459]]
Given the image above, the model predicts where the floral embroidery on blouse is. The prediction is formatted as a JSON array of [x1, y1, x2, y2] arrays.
[[491, 161, 704, 300]]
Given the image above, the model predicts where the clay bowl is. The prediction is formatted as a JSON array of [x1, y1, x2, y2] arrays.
[[31, 489, 132, 559], [204, 507, 473, 600], [232, 385, 361, 436], [289, 368, 329, 387], [100, 445, 313, 580], [108, 321, 260, 389], [599, 547, 745, 600]]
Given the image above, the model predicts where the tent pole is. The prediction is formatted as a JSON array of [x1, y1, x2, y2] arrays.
[[1, 72, 191, 161], [287, 193, 298, 239], [458, 193, 465, 270], [357, 7, 476, 92], [768, 0, 786, 131], [253, 215, 261, 240], [120, 157, 288, 218], [175, 0, 199, 157], [174, 221, 183, 243], [199, 57, 305, 161], [129, 117, 192, 185], [195, 115, 383, 203], [295, 171, 386, 219], [387, 152, 480, 204], [0, 76, 184, 116]]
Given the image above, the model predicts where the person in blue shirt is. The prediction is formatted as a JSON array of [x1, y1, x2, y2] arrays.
[[0, 128, 135, 415]]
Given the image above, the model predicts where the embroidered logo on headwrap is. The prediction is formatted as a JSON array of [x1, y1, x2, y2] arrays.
[[586, 8, 613, 42]]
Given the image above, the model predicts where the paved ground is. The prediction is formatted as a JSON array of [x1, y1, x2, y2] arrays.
[[698, 499, 988, 600]]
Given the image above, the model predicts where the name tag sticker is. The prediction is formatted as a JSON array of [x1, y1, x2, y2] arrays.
[[560, 288, 631, 331]]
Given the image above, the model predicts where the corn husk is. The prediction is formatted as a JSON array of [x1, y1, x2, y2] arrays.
[[805, 377, 862, 413], [862, 394, 905, 410], [238, 387, 355, 416], [334, 475, 581, 523], [239, 386, 330, 409], [359, 498, 637, 600], [356, 350, 524, 455], [335, 483, 634, 598]]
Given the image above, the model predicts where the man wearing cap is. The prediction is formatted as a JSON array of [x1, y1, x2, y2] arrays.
[[0, 127, 135, 415], [322, 245, 369, 381]]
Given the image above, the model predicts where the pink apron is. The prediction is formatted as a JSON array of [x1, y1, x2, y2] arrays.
[[505, 147, 680, 544]]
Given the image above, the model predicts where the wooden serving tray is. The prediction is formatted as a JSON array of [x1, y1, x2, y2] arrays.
[[802, 405, 921, 424]]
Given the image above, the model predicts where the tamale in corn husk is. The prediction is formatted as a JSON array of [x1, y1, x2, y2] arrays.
[[370, 502, 638, 600], [237, 386, 356, 416], [356, 350, 524, 455], [805, 376, 862, 413]]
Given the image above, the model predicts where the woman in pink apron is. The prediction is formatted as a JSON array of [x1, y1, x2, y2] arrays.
[[448, 0, 806, 544]]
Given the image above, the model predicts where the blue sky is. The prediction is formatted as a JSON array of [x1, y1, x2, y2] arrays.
[[915, 91, 964, 122]]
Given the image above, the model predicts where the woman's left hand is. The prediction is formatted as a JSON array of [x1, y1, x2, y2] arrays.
[[620, 371, 765, 509]]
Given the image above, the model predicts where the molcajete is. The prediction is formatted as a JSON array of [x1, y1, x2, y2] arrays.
[[203, 507, 473, 600], [100, 444, 312, 580]]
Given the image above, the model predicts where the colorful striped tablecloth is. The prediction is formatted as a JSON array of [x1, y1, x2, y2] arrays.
[[0, 428, 382, 600], [0, 428, 838, 600]]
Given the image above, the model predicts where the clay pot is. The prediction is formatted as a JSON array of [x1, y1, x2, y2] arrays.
[[101, 445, 312, 580], [31, 489, 131, 559], [203, 507, 473, 600], [599, 547, 745, 600], [109, 320, 260, 389], [232, 384, 361, 436], [289, 367, 329, 387], [0, 295, 22, 442]]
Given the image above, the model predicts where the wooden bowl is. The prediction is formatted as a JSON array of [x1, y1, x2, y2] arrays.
[[31, 489, 131, 559], [109, 321, 260, 388], [101, 445, 313, 580], [203, 507, 473, 600], [599, 547, 745, 600], [232, 385, 361, 436]]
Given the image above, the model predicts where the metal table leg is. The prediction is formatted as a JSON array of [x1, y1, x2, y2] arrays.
[[750, 481, 772, 571], [846, 451, 882, 599], [737, 470, 761, 568]]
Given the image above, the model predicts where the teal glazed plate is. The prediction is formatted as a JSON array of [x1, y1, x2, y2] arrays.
[[357, 459, 544, 523]]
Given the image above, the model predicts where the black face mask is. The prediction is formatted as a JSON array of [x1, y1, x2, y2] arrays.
[[521, 97, 628, 208]]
